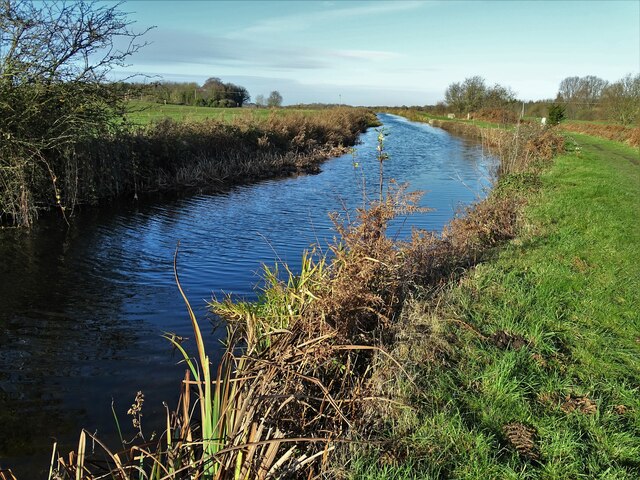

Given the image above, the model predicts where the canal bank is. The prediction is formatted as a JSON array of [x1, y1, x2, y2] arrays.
[[351, 124, 640, 478], [0, 114, 496, 477]]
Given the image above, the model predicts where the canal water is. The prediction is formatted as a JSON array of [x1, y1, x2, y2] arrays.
[[0, 114, 496, 476]]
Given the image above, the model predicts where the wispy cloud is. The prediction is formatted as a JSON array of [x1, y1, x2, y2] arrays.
[[132, 29, 325, 69], [133, 28, 403, 72], [335, 50, 404, 61], [231, 1, 427, 37]]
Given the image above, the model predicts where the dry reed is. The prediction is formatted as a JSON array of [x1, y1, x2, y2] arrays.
[[1, 108, 378, 227], [559, 121, 640, 147]]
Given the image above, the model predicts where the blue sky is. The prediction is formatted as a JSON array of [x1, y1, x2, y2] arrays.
[[119, 0, 640, 106]]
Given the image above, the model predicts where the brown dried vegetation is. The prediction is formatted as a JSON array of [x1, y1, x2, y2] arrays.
[[560, 121, 640, 147], [560, 394, 598, 415], [502, 422, 540, 461], [480, 125, 565, 176], [490, 330, 529, 350], [472, 108, 518, 124], [1, 108, 377, 226], [538, 392, 598, 415]]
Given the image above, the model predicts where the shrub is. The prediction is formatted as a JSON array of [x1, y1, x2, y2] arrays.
[[0, 0, 149, 227], [548, 104, 566, 125], [474, 108, 518, 124]]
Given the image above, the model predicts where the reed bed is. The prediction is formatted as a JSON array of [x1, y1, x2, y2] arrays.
[[34, 122, 565, 480], [478, 124, 564, 176], [1, 108, 378, 227]]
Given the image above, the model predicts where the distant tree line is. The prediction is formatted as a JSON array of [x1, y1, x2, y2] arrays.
[[255, 91, 283, 108], [440, 74, 639, 125], [138, 77, 251, 107], [134, 80, 289, 109], [444, 76, 518, 115], [555, 74, 639, 125]]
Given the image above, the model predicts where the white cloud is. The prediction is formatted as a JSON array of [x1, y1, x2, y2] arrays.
[[335, 49, 404, 61], [230, 1, 428, 37]]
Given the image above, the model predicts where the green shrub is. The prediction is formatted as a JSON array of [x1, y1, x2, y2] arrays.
[[548, 104, 566, 125]]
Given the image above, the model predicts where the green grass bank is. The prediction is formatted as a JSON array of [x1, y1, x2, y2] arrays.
[[353, 132, 640, 478]]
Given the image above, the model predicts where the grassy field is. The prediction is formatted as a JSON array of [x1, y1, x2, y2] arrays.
[[353, 134, 640, 478], [125, 100, 319, 125]]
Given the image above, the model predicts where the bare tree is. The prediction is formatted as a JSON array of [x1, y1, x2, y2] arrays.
[[0, 0, 151, 226], [461, 76, 486, 112], [578, 75, 609, 106], [601, 73, 640, 125], [445, 76, 514, 114], [1, 0, 150, 84], [267, 90, 283, 107], [557, 75, 608, 118], [484, 83, 516, 108], [444, 81, 464, 114], [557, 76, 582, 103]]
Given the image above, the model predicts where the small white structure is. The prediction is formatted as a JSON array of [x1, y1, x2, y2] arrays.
[[541, 117, 547, 125], [447, 113, 456, 119]]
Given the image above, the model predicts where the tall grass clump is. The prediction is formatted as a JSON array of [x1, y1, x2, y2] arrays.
[[480, 124, 565, 176], [49, 249, 352, 479]]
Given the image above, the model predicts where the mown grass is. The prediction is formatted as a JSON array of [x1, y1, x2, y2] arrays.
[[125, 100, 319, 125], [351, 135, 640, 478]]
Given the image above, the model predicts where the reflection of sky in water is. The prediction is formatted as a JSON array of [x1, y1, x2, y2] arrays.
[[0, 113, 496, 475]]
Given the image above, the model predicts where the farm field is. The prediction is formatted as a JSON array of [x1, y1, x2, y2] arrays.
[[125, 100, 320, 125]]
